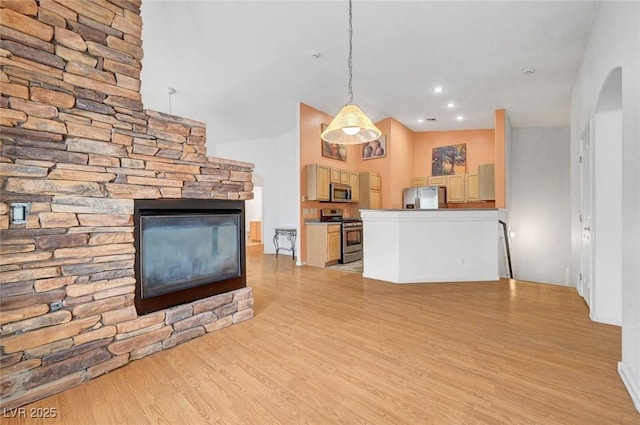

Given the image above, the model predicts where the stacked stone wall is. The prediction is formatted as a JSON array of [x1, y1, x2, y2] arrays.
[[0, 0, 254, 409]]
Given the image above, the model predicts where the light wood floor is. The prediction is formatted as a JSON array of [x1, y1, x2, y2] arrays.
[[7, 246, 639, 424]]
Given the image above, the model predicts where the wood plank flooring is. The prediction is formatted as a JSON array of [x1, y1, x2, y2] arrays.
[[5, 246, 639, 424]]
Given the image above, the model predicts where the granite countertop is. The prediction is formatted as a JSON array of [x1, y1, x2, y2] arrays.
[[305, 219, 338, 225]]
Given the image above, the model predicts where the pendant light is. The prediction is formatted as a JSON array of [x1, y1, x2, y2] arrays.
[[321, 0, 382, 145]]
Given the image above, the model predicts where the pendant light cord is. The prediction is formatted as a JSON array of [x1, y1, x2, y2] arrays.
[[347, 0, 354, 104]]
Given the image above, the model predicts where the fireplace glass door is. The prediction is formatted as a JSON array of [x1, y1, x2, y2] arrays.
[[140, 214, 241, 298], [134, 199, 246, 315]]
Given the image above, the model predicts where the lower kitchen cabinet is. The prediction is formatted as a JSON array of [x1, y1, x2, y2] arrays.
[[306, 224, 341, 267]]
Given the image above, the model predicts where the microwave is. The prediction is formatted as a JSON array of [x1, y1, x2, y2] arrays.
[[329, 183, 352, 203]]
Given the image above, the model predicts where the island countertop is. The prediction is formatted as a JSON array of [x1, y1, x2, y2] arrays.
[[360, 208, 499, 212], [360, 208, 508, 284]]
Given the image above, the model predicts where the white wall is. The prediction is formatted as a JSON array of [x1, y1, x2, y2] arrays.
[[569, 2, 640, 411], [592, 109, 622, 325], [214, 128, 300, 258], [510, 127, 571, 286], [245, 186, 263, 241]]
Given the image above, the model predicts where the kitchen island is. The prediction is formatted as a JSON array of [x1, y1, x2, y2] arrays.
[[360, 209, 508, 284]]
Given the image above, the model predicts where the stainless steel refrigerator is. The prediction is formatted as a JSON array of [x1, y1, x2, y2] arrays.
[[402, 186, 446, 209]]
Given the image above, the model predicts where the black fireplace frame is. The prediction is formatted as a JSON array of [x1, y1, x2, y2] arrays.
[[133, 199, 246, 315]]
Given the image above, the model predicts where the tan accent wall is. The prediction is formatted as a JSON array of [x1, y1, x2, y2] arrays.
[[494, 109, 506, 209], [413, 129, 496, 177]]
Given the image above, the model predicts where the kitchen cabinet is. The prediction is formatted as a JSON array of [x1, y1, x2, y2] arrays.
[[359, 172, 382, 209], [340, 169, 350, 185], [306, 164, 330, 201], [369, 190, 382, 209], [428, 176, 446, 187], [349, 172, 360, 202], [410, 171, 492, 204], [411, 177, 429, 187], [330, 167, 341, 184], [305, 223, 341, 267], [478, 164, 495, 200], [446, 174, 465, 202], [249, 220, 262, 242], [330, 167, 350, 185], [465, 174, 480, 201], [370, 172, 382, 190]]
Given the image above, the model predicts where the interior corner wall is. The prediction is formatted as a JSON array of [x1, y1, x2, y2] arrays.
[[216, 128, 299, 257], [592, 109, 622, 325], [388, 119, 416, 209], [504, 112, 513, 220], [569, 1, 640, 411], [510, 127, 571, 286]]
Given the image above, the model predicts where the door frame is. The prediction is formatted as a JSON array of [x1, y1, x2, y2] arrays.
[[579, 120, 594, 308]]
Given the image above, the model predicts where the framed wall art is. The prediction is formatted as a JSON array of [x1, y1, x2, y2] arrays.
[[362, 135, 387, 160], [432, 143, 466, 175], [320, 124, 347, 162]]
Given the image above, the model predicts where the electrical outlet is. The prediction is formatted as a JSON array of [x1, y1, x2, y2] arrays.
[[50, 301, 63, 312]]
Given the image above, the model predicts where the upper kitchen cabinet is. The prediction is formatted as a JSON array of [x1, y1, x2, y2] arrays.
[[330, 167, 351, 185], [428, 176, 446, 187], [350, 172, 360, 202], [478, 164, 495, 201], [340, 169, 350, 185], [330, 167, 341, 184], [359, 172, 382, 209], [411, 177, 429, 187], [465, 174, 480, 202], [306, 164, 330, 201], [446, 175, 465, 203]]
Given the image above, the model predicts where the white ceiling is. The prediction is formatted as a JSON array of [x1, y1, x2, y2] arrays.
[[140, 1, 599, 144]]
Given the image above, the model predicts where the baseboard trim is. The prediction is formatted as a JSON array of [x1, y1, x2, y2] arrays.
[[618, 361, 640, 413], [590, 312, 621, 326]]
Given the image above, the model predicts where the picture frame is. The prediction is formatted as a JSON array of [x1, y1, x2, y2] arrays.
[[362, 135, 387, 160], [432, 143, 467, 176], [320, 123, 347, 162]]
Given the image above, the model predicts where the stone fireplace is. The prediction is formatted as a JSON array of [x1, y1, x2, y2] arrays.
[[0, 0, 254, 409]]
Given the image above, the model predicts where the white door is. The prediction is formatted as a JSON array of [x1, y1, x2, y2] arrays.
[[579, 123, 593, 307]]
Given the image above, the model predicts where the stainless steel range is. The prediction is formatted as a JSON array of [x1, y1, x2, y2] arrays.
[[320, 209, 363, 264]]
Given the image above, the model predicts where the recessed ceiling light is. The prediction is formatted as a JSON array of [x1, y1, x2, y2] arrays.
[[456, 116, 464, 121], [433, 86, 444, 94], [446, 102, 455, 108], [418, 119, 424, 123]]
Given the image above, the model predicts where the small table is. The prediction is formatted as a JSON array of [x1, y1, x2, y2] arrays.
[[273, 228, 297, 260]]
